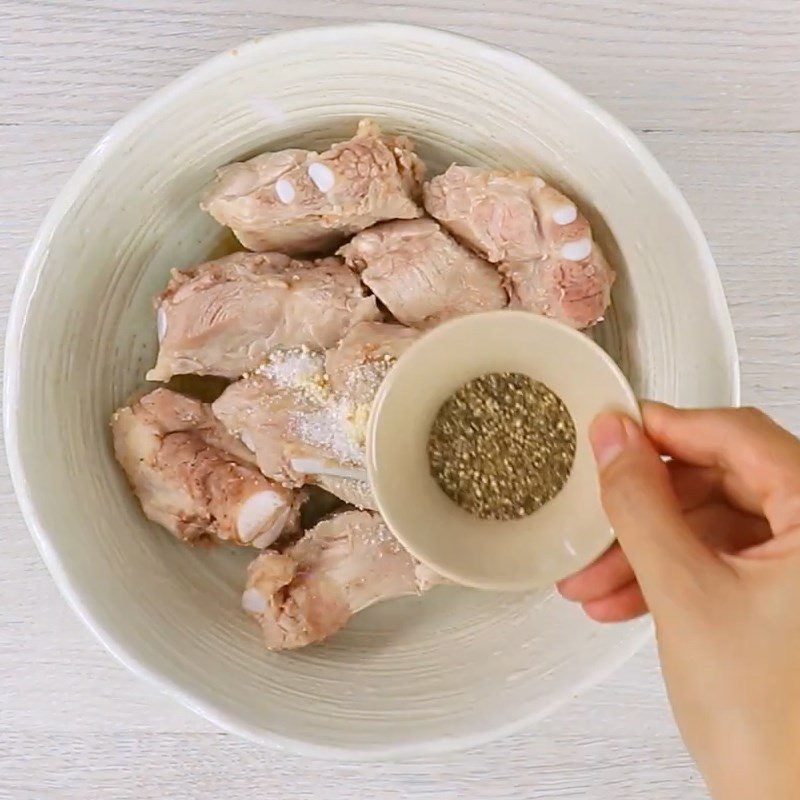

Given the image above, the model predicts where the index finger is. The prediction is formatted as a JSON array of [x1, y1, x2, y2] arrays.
[[642, 403, 800, 534]]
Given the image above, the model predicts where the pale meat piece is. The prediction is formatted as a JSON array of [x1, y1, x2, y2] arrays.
[[242, 511, 441, 649], [338, 218, 507, 328], [425, 165, 589, 263], [211, 348, 363, 488], [423, 165, 614, 327], [147, 251, 380, 382], [200, 119, 425, 255], [111, 388, 299, 548], [213, 324, 418, 500], [324, 320, 420, 401], [500, 245, 615, 329], [317, 321, 419, 508]]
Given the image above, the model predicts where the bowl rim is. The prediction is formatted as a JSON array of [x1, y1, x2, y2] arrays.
[[3, 22, 738, 760]]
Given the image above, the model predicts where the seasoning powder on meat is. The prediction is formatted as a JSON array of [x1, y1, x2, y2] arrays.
[[427, 372, 576, 521]]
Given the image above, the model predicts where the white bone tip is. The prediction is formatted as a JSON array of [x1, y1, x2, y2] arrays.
[[552, 203, 578, 226], [307, 162, 335, 193], [290, 457, 367, 482], [242, 587, 269, 614], [156, 306, 168, 343], [560, 237, 592, 262], [237, 490, 284, 543], [275, 178, 295, 204]]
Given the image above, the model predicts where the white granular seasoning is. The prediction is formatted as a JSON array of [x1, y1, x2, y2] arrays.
[[290, 397, 365, 466], [352, 518, 402, 552], [342, 358, 395, 403], [260, 350, 397, 467], [259, 347, 326, 389]]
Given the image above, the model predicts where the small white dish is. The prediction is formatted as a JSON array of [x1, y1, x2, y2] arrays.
[[368, 311, 640, 591]]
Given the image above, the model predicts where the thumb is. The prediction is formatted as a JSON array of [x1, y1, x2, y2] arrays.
[[590, 411, 723, 605]]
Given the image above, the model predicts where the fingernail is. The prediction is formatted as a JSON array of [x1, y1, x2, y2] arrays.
[[590, 413, 638, 469]]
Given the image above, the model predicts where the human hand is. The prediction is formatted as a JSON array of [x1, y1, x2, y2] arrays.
[[558, 403, 800, 800]]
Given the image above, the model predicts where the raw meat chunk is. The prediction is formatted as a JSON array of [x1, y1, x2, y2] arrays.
[[324, 320, 420, 401], [111, 388, 298, 548], [148, 251, 379, 382], [425, 165, 590, 263], [338, 218, 507, 328], [242, 511, 440, 649], [424, 166, 614, 327], [501, 245, 615, 329], [315, 321, 419, 508], [211, 348, 358, 487], [201, 119, 425, 254], [213, 323, 418, 499]]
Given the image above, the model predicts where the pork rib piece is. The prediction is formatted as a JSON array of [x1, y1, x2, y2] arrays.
[[213, 322, 418, 500], [200, 119, 425, 255], [212, 347, 355, 487], [315, 321, 419, 507], [111, 388, 298, 548], [324, 320, 420, 401], [147, 251, 379, 382], [242, 511, 440, 649], [338, 218, 507, 328], [500, 245, 615, 330], [423, 166, 614, 327]]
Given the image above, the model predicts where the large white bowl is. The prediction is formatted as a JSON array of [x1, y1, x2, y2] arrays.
[[4, 24, 738, 758]]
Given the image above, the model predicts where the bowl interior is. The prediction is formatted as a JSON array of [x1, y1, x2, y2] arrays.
[[6, 25, 737, 757]]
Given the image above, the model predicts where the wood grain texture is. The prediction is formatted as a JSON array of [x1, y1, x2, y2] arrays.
[[2, 0, 799, 132], [1, 2, 798, 798]]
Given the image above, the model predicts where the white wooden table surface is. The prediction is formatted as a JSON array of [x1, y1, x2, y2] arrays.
[[1, 2, 798, 798]]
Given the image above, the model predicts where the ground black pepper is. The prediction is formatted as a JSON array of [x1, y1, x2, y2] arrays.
[[427, 372, 576, 521]]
